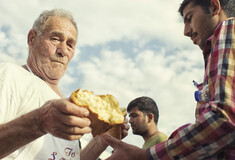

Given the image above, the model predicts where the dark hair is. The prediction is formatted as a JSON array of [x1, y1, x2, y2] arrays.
[[178, 0, 235, 17], [127, 96, 159, 124]]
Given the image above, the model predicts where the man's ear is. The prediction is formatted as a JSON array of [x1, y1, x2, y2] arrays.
[[147, 113, 154, 123], [27, 29, 37, 46], [210, 0, 221, 16]]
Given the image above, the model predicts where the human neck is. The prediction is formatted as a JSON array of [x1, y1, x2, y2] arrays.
[[22, 64, 63, 97], [143, 128, 159, 142]]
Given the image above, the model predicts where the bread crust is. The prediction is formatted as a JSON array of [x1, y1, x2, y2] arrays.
[[70, 89, 125, 137]]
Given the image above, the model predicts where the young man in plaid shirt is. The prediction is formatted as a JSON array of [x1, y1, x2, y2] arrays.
[[101, 0, 235, 159]]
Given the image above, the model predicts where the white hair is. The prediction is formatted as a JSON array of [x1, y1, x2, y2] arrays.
[[32, 8, 78, 37]]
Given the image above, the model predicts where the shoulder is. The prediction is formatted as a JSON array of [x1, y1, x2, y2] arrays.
[[221, 17, 235, 29], [220, 17, 235, 27], [142, 132, 168, 149], [157, 132, 168, 140], [0, 63, 42, 95], [0, 62, 27, 76], [211, 17, 235, 46], [0, 63, 31, 84], [214, 18, 235, 36], [223, 17, 235, 24], [0, 62, 21, 70]]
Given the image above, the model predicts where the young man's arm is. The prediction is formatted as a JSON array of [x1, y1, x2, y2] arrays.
[[81, 118, 130, 160], [80, 135, 108, 160], [101, 133, 148, 160]]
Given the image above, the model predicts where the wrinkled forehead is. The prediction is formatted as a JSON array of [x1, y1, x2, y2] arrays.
[[44, 16, 77, 41]]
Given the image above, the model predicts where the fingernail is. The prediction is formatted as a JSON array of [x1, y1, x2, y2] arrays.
[[84, 110, 89, 116]]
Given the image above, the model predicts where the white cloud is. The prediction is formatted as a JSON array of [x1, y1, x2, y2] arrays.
[[76, 45, 203, 135], [0, 0, 191, 48]]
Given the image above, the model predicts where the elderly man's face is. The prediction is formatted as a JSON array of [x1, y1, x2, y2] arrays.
[[28, 16, 77, 84]]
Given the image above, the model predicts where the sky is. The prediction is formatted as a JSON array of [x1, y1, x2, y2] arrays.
[[0, 0, 205, 159]]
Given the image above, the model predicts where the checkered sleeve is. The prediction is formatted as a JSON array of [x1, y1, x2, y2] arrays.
[[147, 18, 235, 159]]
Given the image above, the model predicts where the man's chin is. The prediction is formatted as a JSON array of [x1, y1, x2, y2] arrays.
[[132, 131, 142, 136], [132, 130, 137, 134], [199, 43, 206, 50]]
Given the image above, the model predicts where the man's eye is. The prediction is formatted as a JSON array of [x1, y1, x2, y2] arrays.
[[184, 15, 192, 23], [132, 114, 137, 118], [187, 15, 192, 22], [52, 37, 60, 41], [67, 43, 74, 49]]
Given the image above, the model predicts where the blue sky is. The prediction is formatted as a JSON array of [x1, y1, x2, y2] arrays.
[[0, 0, 205, 158]]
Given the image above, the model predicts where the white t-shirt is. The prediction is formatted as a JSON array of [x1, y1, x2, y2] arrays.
[[0, 63, 80, 160]]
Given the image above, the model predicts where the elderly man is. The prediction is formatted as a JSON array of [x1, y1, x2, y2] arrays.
[[0, 9, 128, 160]]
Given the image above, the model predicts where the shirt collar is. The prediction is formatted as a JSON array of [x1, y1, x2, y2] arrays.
[[202, 36, 213, 68]]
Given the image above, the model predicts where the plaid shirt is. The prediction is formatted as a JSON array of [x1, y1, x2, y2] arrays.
[[147, 18, 235, 160]]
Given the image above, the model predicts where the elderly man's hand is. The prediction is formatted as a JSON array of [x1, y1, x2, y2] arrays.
[[36, 99, 91, 140]]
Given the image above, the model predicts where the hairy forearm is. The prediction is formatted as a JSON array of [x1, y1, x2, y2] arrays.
[[80, 136, 108, 160], [0, 109, 45, 158]]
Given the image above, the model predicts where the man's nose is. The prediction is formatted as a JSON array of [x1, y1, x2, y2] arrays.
[[129, 118, 133, 124], [56, 41, 69, 57], [184, 24, 192, 37]]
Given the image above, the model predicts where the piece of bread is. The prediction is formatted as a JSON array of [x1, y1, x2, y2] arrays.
[[70, 89, 125, 137], [107, 124, 123, 140], [107, 107, 127, 139]]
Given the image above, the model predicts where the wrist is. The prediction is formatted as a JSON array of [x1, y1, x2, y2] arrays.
[[138, 149, 148, 160], [81, 135, 108, 160], [33, 108, 47, 135], [94, 135, 108, 152]]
